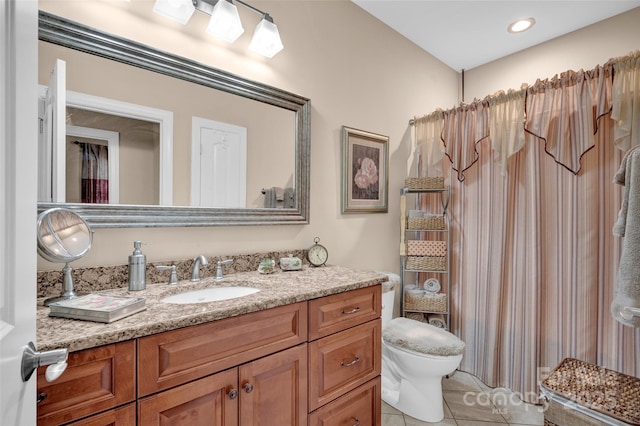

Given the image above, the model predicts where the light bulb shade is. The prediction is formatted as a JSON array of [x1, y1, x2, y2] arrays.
[[249, 18, 283, 58], [153, 0, 195, 25], [206, 0, 244, 43]]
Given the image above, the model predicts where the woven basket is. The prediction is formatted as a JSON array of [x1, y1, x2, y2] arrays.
[[542, 358, 640, 425], [405, 256, 446, 271], [405, 177, 445, 190], [407, 240, 447, 257], [404, 292, 447, 312], [407, 216, 445, 230]]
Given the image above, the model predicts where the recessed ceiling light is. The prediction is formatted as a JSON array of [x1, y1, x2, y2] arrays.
[[508, 18, 535, 33]]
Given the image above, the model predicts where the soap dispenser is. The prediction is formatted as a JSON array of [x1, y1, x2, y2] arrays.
[[128, 241, 146, 291]]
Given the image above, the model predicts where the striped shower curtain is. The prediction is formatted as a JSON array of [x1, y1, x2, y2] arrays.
[[80, 142, 109, 204], [413, 52, 640, 404]]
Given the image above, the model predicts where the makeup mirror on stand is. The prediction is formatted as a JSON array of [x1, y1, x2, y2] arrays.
[[37, 207, 93, 306]]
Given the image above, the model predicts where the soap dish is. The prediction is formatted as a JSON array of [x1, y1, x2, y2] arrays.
[[258, 258, 276, 274]]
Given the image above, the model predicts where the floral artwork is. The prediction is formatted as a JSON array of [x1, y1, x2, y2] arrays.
[[352, 147, 379, 200], [341, 126, 389, 213]]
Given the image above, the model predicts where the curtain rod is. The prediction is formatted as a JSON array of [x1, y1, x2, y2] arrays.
[[408, 49, 639, 127]]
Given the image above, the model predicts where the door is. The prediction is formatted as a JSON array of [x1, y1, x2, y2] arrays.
[[138, 368, 238, 425], [239, 344, 307, 426], [37, 58, 66, 202], [0, 1, 39, 425], [191, 117, 247, 208]]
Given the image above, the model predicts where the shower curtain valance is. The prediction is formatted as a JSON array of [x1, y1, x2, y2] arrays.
[[413, 50, 640, 181]]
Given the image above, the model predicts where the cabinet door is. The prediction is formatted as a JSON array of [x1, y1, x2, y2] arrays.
[[138, 368, 238, 426], [308, 320, 381, 411], [37, 341, 136, 426], [238, 344, 308, 426], [66, 403, 135, 426], [308, 377, 381, 426]]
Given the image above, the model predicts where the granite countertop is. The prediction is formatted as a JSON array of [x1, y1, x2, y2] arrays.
[[37, 265, 387, 352]]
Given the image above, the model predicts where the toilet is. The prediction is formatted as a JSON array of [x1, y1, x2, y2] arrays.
[[379, 272, 465, 423]]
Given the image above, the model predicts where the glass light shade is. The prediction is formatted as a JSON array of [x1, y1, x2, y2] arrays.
[[152, 0, 195, 25], [249, 18, 284, 58], [206, 0, 244, 43]]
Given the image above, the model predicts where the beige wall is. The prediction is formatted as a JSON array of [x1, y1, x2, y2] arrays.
[[37, 1, 638, 275], [37, 0, 457, 272], [464, 7, 640, 99]]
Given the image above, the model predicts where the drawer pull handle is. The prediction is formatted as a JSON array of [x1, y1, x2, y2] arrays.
[[37, 392, 48, 404], [351, 417, 360, 426], [228, 388, 238, 399], [341, 306, 360, 315], [243, 382, 254, 393], [341, 356, 360, 367]]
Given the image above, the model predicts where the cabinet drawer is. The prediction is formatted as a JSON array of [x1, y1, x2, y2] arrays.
[[309, 377, 381, 426], [139, 368, 238, 425], [37, 340, 136, 426], [66, 403, 136, 426], [308, 286, 381, 340], [138, 301, 307, 396], [308, 320, 381, 411]]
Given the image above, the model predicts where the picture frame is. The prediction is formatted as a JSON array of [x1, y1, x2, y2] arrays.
[[341, 126, 389, 213]]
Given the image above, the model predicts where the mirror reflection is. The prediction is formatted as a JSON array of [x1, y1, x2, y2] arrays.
[[38, 40, 295, 209]]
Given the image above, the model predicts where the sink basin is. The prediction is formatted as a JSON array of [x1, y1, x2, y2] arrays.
[[161, 286, 260, 304]]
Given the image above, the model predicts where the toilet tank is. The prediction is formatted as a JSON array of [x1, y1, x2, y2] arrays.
[[382, 289, 395, 325]]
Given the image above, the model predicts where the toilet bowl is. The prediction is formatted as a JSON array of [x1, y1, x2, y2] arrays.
[[379, 273, 465, 423]]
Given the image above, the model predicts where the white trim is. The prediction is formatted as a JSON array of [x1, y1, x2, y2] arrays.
[[67, 125, 120, 204], [38, 86, 174, 205]]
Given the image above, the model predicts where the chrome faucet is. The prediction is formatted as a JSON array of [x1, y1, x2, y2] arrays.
[[191, 255, 209, 282], [215, 259, 233, 281]]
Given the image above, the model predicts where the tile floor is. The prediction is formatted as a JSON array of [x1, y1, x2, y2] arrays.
[[382, 371, 545, 426]]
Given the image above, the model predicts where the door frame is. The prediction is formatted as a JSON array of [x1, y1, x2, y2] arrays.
[[0, 0, 39, 424], [38, 86, 174, 205]]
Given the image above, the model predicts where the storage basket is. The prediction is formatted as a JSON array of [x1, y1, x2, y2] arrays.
[[407, 216, 445, 230], [405, 177, 445, 190], [541, 358, 640, 426], [404, 292, 447, 312], [405, 256, 446, 271], [407, 240, 447, 257]]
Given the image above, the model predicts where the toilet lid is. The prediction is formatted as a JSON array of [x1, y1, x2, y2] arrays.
[[383, 317, 465, 357]]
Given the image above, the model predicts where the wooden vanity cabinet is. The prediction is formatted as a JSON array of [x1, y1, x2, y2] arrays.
[[308, 285, 382, 425], [36, 340, 136, 426], [38, 285, 381, 426], [138, 344, 308, 426]]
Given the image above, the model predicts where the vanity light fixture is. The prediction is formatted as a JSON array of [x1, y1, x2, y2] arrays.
[[152, 0, 284, 58], [508, 17, 535, 33]]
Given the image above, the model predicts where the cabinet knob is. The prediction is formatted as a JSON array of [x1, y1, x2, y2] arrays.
[[341, 306, 360, 315], [340, 356, 360, 367], [227, 388, 238, 399], [351, 417, 360, 426], [243, 382, 254, 393]]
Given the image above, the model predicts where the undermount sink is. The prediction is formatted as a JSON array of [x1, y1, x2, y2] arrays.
[[161, 286, 260, 304]]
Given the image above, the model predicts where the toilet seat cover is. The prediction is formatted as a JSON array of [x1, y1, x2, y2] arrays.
[[383, 317, 465, 357]]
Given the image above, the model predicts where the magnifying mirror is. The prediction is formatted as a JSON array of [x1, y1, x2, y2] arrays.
[[37, 208, 93, 306]]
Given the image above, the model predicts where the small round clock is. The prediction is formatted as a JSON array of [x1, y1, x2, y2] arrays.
[[307, 237, 328, 267]]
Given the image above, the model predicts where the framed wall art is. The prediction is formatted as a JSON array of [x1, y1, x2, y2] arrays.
[[341, 126, 389, 213]]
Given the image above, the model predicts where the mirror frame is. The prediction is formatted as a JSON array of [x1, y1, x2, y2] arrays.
[[37, 11, 311, 228]]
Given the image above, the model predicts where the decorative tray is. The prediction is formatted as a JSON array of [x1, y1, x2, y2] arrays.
[[48, 294, 146, 323]]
